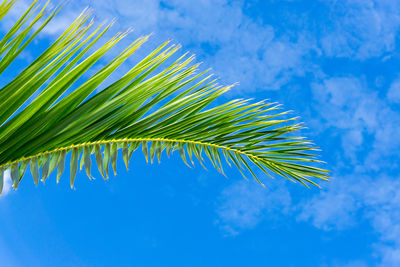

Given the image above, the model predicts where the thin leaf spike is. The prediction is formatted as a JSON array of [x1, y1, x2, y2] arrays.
[[41, 154, 50, 182], [95, 144, 105, 180], [110, 142, 118, 175], [19, 159, 30, 179], [142, 141, 149, 163], [149, 141, 156, 164], [0, 1, 329, 193], [212, 147, 225, 176], [11, 162, 19, 189], [79, 148, 85, 171], [186, 143, 194, 166], [166, 142, 173, 158], [122, 142, 129, 170], [83, 145, 92, 180], [193, 145, 207, 170], [221, 149, 232, 167], [30, 157, 39, 186], [103, 143, 111, 180], [178, 143, 191, 168], [57, 150, 66, 183], [127, 141, 137, 161], [156, 141, 161, 164], [48, 152, 59, 177], [237, 153, 264, 187], [70, 148, 79, 189]]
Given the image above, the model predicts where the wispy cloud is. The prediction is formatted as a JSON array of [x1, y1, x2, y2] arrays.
[[16, 0, 318, 92], [298, 174, 400, 265], [319, 0, 400, 59], [311, 76, 400, 170], [0, 239, 18, 267], [387, 76, 400, 103], [297, 176, 363, 231], [324, 260, 368, 267], [47, 2, 400, 264], [10, 0, 400, 93], [304, 73, 400, 264], [215, 180, 291, 236], [3, 0, 400, 265]]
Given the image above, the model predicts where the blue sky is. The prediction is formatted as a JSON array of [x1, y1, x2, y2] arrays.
[[1, 0, 400, 266]]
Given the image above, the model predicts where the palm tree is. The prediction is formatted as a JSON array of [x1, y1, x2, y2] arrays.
[[0, 0, 329, 195]]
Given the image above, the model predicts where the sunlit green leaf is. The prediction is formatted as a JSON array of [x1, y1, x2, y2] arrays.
[[122, 142, 129, 170], [70, 148, 79, 189], [0, 1, 329, 194], [95, 144, 105, 180], [41, 154, 50, 182], [103, 143, 111, 180], [57, 150, 66, 183], [142, 141, 149, 164], [19, 159, 30, 180], [110, 142, 117, 175], [30, 157, 39, 186], [83, 146, 92, 180]]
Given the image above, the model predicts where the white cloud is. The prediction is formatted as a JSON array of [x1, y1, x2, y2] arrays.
[[41, 9, 82, 36], [298, 174, 400, 266], [16, 0, 317, 92], [311, 77, 379, 130], [0, 239, 18, 267], [7, 0, 400, 96], [3, 1, 400, 265], [376, 245, 400, 267], [311, 76, 400, 170], [325, 260, 368, 267], [387, 77, 400, 103], [215, 180, 291, 236], [1, 1, 80, 37], [319, 0, 400, 59], [297, 175, 364, 230], [0, 1, 30, 30], [300, 73, 400, 265]]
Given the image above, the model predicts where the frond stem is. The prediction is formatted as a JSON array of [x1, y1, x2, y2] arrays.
[[0, 137, 260, 169]]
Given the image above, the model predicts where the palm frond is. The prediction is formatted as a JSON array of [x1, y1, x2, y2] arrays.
[[0, 0, 329, 195]]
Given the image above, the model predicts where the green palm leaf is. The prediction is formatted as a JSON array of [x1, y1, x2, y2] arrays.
[[0, 0, 329, 195]]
